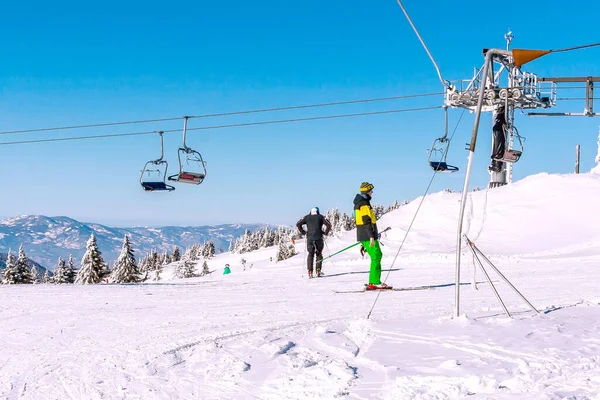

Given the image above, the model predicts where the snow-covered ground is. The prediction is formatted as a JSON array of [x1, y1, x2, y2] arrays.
[[1, 172, 600, 399]]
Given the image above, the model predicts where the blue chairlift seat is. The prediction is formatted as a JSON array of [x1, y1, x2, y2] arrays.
[[141, 181, 175, 192], [429, 161, 459, 173]]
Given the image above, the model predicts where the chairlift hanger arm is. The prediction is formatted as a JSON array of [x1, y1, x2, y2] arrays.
[[154, 131, 165, 162]]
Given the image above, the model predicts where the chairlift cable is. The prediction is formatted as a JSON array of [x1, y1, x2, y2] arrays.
[[556, 97, 600, 101], [0, 106, 442, 146], [549, 42, 600, 53], [395, 0, 451, 89], [0, 92, 443, 137]]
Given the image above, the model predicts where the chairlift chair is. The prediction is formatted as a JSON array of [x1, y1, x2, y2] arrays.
[[494, 125, 524, 163], [427, 107, 459, 173], [140, 132, 175, 192], [168, 116, 207, 185], [428, 138, 459, 172]]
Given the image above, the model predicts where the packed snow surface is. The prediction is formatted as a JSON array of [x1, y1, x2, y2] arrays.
[[1, 173, 599, 399]]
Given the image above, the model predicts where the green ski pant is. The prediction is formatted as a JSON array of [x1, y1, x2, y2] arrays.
[[361, 240, 383, 284]]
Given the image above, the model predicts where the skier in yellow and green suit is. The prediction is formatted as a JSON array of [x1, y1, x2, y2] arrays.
[[353, 182, 387, 289]]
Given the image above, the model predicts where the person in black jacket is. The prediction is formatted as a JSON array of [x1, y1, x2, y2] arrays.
[[296, 207, 332, 278], [489, 104, 507, 172]]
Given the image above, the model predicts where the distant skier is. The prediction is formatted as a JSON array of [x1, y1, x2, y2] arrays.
[[296, 207, 332, 278], [354, 182, 387, 289], [223, 264, 231, 275], [489, 104, 507, 172]]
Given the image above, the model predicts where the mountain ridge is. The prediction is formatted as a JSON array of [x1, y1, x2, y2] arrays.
[[0, 215, 275, 270]]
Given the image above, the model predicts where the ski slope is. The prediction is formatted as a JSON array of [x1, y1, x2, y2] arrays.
[[1, 172, 600, 399]]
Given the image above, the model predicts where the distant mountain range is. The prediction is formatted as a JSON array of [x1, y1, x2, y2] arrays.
[[0, 215, 273, 270]]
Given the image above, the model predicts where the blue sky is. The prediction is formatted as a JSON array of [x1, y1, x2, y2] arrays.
[[1, 0, 599, 227]]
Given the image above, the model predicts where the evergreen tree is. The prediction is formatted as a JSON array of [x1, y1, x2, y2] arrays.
[[2, 250, 18, 284], [29, 266, 39, 284], [66, 254, 76, 283], [234, 229, 252, 254], [160, 250, 170, 265], [152, 251, 164, 281], [53, 257, 70, 284], [75, 234, 106, 284], [11, 245, 35, 284], [174, 259, 197, 278], [184, 244, 201, 261], [325, 208, 341, 233], [341, 212, 355, 231], [202, 241, 216, 259], [43, 269, 53, 284], [200, 260, 210, 276], [110, 235, 141, 283], [172, 246, 181, 262], [276, 234, 297, 262], [148, 249, 159, 270], [138, 255, 149, 273]]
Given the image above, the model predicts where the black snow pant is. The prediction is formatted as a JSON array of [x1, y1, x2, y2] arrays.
[[307, 239, 324, 272], [491, 128, 506, 161]]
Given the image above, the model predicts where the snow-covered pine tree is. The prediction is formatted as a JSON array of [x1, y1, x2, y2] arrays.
[[53, 257, 69, 284], [275, 232, 297, 262], [172, 246, 181, 262], [137, 255, 148, 273], [43, 269, 53, 283], [202, 241, 216, 259], [152, 252, 164, 281], [110, 235, 141, 284], [149, 249, 159, 270], [29, 266, 39, 284], [183, 244, 200, 261], [325, 208, 341, 233], [388, 200, 400, 212], [276, 240, 289, 262], [258, 227, 268, 248], [174, 259, 197, 278], [340, 212, 354, 231], [12, 245, 35, 284], [161, 250, 170, 265], [200, 260, 210, 276], [75, 234, 106, 284], [2, 250, 17, 284], [66, 254, 76, 283]]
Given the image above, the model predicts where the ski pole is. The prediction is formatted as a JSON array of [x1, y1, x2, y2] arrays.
[[317, 242, 361, 263], [317, 227, 392, 263]]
